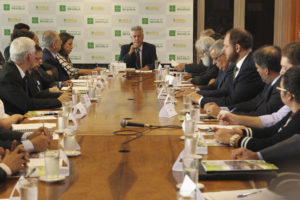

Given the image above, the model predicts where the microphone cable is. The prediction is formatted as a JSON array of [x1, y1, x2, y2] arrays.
[[113, 124, 182, 153]]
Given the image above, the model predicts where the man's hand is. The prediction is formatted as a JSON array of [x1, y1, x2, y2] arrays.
[[49, 87, 62, 93], [175, 89, 195, 98], [191, 92, 201, 104], [232, 148, 259, 160], [29, 127, 51, 140], [174, 63, 186, 72], [204, 102, 221, 117], [183, 74, 191, 80], [141, 66, 150, 71], [129, 44, 138, 55], [30, 135, 50, 152], [2, 145, 29, 174], [214, 128, 234, 144], [58, 91, 72, 103], [218, 112, 240, 125]]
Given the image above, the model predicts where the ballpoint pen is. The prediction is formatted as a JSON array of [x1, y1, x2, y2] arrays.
[[237, 190, 262, 198], [26, 168, 36, 177]]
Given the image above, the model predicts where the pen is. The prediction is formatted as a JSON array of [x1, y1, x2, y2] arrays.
[[230, 107, 237, 112], [237, 190, 262, 198], [26, 168, 36, 177]]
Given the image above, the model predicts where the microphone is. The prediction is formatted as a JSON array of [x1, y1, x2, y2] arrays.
[[120, 119, 151, 128]]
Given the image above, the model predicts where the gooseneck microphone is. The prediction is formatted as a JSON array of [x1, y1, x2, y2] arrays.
[[120, 119, 151, 128]]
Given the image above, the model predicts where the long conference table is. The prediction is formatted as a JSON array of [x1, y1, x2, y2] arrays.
[[0, 72, 266, 200]]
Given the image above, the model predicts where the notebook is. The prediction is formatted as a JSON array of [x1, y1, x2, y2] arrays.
[[201, 160, 278, 173], [12, 123, 57, 132]]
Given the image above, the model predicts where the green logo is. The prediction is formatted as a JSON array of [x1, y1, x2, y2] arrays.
[[142, 18, 148, 24], [169, 5, 176, 12], [59, 5, 66, 12], [169, 30, 176, 36], [88, 42, 94, 49], [32, 17, 39, 24], [60, 30, 66, 33], [4, 29, 11, 36], [114, 5, 121, 12], [115, 30, 121, 37], [115, 55, 120, 61], [87, 18, 94, 24], [169, 54, 176, 61], [3, 4, 10, 11]]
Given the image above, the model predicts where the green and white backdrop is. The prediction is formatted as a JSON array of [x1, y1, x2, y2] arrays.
[[0, 0, 193, 64]]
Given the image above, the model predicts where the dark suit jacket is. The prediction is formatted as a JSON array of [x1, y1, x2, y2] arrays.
[[230, 76, 283, 116], [120, 42, 157, 70], [27, 72, 61, 99], [184, 62, 207, 74], [42, 48, 69, 81], [190, 65, 219, 85], [261, 135, 300, 172], [0, 168, 7, 183], [200, 53, 265, 107], [4, 46, 10, 62], [238, 111, 300, 151], [0, 62, 62, 114], [0, 51, 5, 66], [197, 66, 231, 97]]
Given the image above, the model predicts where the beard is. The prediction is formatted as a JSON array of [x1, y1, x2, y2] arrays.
[[227, 50, 239, 63]]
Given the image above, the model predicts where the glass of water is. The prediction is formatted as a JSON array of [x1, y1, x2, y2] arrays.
[[44, 150, 60, 179], [19, 178, 38, 200]]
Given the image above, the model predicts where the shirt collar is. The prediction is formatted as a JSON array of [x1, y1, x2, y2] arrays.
[[15, 63, 26, 79], [271, 75, 281, 86], [236, 54, 248, 70], [135, 44, 143, 52]]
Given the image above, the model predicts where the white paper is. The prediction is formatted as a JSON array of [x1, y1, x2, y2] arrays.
[[83, 94, 91, 108], [197, 124, 241, 131], [159, 103, 177, 118], [67, 114, 78, 131], [172, 151, 184, 171], [12, 123, 56, 132], [28, 116, 57, 121], [203, 188, 285, 200], [180, 175, 197, 197], [72, 103, 87, 119]]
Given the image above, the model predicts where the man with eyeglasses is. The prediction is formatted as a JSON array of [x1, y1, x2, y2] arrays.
[[175, 39, 231, 98]]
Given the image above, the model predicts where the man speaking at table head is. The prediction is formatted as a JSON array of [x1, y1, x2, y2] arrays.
[[120, 26, 157, 70]]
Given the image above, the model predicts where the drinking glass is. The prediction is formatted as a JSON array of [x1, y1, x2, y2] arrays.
[[44, 150, 60, 179], [19, 178, 38, 200]]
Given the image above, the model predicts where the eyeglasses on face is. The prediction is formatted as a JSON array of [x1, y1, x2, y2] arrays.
[[212, 54, 223, 62]]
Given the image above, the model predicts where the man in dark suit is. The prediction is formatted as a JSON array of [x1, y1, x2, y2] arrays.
[[191, 28, 264, 107], [0, 37, 70, 115], [205, 45, 283, 117], [197, 39, 230, 97], [120, 26, 157, 70], [42, 30, 69, 81]]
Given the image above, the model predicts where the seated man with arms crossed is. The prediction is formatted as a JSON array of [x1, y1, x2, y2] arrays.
[[120, 26, 157, 70]]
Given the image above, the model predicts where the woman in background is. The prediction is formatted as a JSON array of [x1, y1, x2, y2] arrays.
[[57, 32, 101, 78]]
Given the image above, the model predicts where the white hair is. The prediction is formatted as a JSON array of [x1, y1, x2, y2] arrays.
[[195, 36, 215, 66], [130, 26, 143, 35], [10, 37, 35, 62], [42, 30, 58, 48], [209, 39, 224, 55]]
